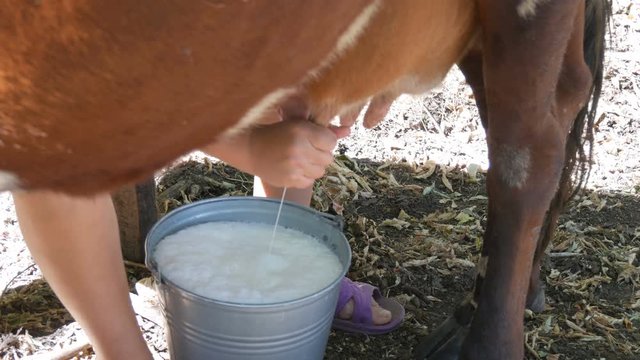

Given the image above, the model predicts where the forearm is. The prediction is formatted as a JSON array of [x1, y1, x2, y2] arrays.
[[200, 130, 256, 174]]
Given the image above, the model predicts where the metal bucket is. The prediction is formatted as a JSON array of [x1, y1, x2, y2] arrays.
[[145, 197, 351, 360]]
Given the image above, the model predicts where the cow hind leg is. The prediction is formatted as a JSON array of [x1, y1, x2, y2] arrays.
[[459, 1, 599, 359], [414, 0, 608, 359], [457, 42, 563, 317], [458, 48, 549, 314], [460, 2, 591, 359], [526, 0, 610, 315]]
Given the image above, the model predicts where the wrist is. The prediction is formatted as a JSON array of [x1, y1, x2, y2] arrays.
[[243, 128, 261, 176], [200, 131, 255, 174]]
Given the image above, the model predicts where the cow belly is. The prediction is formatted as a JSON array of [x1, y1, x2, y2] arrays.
[[0, 0, 373, 194]]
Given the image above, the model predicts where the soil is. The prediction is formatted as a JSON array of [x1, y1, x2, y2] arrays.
[[1, 1, 639, 359]]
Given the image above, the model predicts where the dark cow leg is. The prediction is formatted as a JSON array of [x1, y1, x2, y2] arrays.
[[415, 1, 596, 359], [525, 150, 578, 312], [459, 2, 592, 359], [458, 45, 548, 315], [525, 0, 611, 314], [413, 41, 550, 359]]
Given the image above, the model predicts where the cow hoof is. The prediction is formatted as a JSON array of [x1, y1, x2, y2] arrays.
[[413, 316, 469, 360], [526, 286, 546, 313]]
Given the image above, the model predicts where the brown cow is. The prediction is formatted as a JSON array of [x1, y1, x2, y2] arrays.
[[0, 1, 610, 359], [0, 0, 376, 193]]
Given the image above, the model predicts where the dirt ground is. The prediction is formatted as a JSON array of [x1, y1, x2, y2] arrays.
[[1, 1, 639, 359]]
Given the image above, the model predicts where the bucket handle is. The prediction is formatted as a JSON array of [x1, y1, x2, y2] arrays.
[[318, 212, 344, 230]]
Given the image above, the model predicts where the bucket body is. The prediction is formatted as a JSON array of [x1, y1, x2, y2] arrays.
[[145, 197, 351, 360]]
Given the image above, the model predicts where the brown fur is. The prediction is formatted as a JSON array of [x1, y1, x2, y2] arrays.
[[1, 0, 478, 194], [0, 0, 373, 193]]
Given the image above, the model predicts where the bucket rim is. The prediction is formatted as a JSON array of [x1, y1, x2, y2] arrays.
[[145, 196, 351, 308]]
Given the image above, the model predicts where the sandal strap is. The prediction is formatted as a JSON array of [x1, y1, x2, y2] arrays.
[[335, 277, 379, 325]]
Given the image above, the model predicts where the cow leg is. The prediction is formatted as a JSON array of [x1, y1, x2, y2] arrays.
[[459, 45, 548, 315], [416, 1, 594, 359], [415, 45, 548, 360], [458, 2, 592, 359]]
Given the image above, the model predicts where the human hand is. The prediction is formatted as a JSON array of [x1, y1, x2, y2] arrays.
[[248, 119, 350, 188]]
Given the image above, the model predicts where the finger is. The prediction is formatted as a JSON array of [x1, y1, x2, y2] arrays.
[[308, 151, 334, 168], [306, 123, 338, 152], [329, 125, 351, 139], [287, 174, 316, 189], [298, 150, 333, 177], [302, 163, 326, 180], [363, 95, 394, 129]]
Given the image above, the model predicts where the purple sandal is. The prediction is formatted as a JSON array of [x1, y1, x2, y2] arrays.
[[332, 277, 405, 335]]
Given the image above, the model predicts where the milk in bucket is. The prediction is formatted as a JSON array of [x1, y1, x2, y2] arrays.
[[154, 221, 343, 304], [147, 198, 350, 359]]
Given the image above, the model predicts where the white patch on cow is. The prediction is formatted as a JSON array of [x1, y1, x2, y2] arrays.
[[0, 171, 20, 191], [476, 256, 488, 278], [306, 0, 382, 80], [225, 2, 382, 135], [26, 125, 48, 138], [335, 1, 382, 57], [530, 225, 542, 242], [517, 0, 548, 19], [494, 144, 531, 189], [221, 87, 297, 137]]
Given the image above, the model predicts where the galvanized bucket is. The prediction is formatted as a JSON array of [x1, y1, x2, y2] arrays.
[[145, 197, 351, 360]]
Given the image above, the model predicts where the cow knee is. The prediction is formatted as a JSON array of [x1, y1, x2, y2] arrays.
[[556, 62, 592, 121]]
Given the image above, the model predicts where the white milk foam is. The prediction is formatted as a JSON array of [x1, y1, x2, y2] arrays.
[[154, 221, 343, 304]]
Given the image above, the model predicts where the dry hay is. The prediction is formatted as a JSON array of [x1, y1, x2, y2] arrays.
[[149, 155, 640, 359]]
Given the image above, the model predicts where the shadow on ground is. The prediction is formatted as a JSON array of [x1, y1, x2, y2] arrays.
[[1, 157, 638, 359]]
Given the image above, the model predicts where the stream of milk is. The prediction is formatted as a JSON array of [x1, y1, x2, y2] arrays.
[[268, 187, 287, 254]]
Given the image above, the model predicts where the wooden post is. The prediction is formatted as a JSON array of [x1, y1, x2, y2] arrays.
[[112, 179, 158, 264]]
